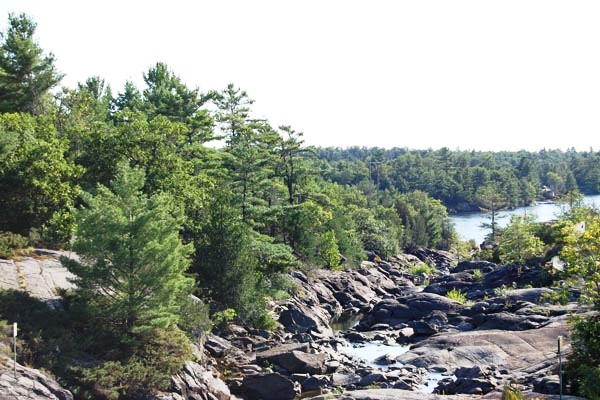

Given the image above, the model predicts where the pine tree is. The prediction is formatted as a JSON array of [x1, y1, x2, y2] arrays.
[[0, 13, 63, 114], [498, 215, 544, 265], [63, 162, 194, 335]]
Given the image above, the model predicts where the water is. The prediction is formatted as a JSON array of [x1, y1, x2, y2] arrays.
[[419, 372, 456, 394], [451, 194, 600, 244], [337, 342, 411, 369]]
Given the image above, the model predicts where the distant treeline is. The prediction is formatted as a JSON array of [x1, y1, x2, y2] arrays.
[[317, 147, 600, 211]]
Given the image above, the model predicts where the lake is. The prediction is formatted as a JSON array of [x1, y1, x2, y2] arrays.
[[451, 194, 600, 244]]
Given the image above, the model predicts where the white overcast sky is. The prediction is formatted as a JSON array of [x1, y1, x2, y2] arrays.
[[1, 1, 599, 151]]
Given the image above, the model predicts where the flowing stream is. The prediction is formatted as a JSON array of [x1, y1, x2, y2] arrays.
[[451, 194, 600, 244]]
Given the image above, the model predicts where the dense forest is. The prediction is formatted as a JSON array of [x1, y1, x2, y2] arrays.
[[1, 13, 600, 399], [318, 146, 600, 212]]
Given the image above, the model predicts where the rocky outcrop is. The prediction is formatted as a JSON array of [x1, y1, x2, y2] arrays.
[[166, 360, 234, 400], [406, 247, 457, 272], [357, 293, 464, 331], [305, 389, 585, 400], [0, 357, 73, 400], [0, 250, 76, 303], [240, 373, 299, 400], [277, 263, 413, 338], [1, 249, 586, 399], [397, 314, 570, 382]]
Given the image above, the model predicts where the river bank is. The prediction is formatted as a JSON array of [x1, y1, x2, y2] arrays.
[[0, 249, 588, 400], [451, 194, 600, 243]]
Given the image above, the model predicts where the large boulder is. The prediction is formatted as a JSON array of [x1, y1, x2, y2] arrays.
[[474, 311, 549, 331], [405, 247, 457, 271], [0, 357, 73, 400], [256, 344, 326, 374], [204, 334, 233, 357], [436, 366, 502, 395], [241, 373, 299, 400], [397, 315, 571, 376], [452, 260, 496, 273], [359, 293, 463, 329]]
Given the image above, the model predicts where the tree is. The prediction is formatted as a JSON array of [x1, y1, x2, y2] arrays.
[[0, 13, 63, 114], [192, 186, 268, 325], [560, 209, 600, 398], [277, 125, 312, 205], [560, 212, 600, 309], [142, 62, 213, 143], [319, 230, 341, 268], [63, 162, 194, 335], [476, 184, 508, 242], [213, 83, 254, 141], [0, 113, 80, 240], [497, 215, 544, 265]]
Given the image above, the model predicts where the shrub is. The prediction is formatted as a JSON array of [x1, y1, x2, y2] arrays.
[[78, 326, 192, 399], [472, 269, 483, 280], [542, 284, 570, 305], [446, 288, 468, 304], [409, 263, 436, 276], [0, 231, 30, 258], [213, 308, 237, 329], [177, 296, 212, 337], [566, 315, 600, 399], [501, 385, 526, 400]]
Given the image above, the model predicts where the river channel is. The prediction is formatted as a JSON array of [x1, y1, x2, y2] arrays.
[[451, 194, 600, 244]]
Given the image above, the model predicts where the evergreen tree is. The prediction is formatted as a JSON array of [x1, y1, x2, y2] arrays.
[[498, 214, 544, 265], [63, 162, 194, 335], [192, 186, 268, 324], [476, 183, 508, 242], [142, 62, 213, 143], [0, 13, 63, 114]]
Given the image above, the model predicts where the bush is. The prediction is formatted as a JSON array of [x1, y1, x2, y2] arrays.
[[409, 263, 436, 276], [446, 288, 468, 304], [178, 296, 212, 337], [566, 315, 600, 399], [0, 231, 30, 258], [472, 269, 483, 280], [501, 385, 526, 400], [78, 326, 192, 399]]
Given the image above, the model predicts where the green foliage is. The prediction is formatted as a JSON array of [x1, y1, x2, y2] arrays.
[[63, 162, 194, 336], [192, 186, 268, 326], [77, 326, 192, 399], [566, 316, 600, 399], [542, 283, 570, 305], [446, 288, 468, 304], [320, 230, 341, 268], [409, 263, 436, 276], [476, 184, 508, 242], [394, 190, 453, 249], [0, 113, 80, 239], [177, 296, 212, 337], [0, 13, 63, 114], [501, 385, 527, 400], [0, 231, 29, 258], [212, 308, 237, 328], [498, 214, 545, 265], [472, 269, 483, 280], [560, 212, 600, 309]]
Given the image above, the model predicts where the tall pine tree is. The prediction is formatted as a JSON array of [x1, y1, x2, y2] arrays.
[[63, 162, 194, 336]]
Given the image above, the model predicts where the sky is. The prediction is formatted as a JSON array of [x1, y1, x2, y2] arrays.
[[1, 0, 599, 151]]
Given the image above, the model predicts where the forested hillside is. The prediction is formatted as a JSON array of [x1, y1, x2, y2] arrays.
[[318, 146, 600, 212]]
